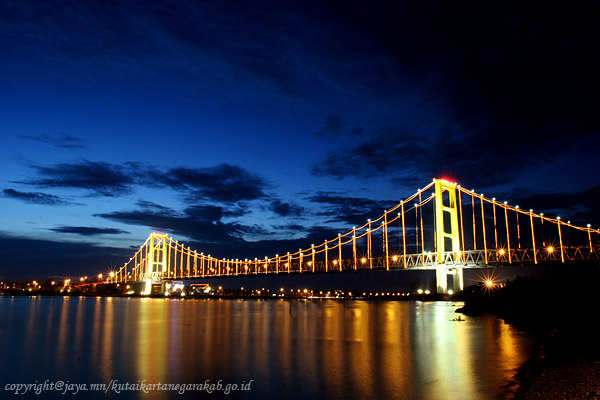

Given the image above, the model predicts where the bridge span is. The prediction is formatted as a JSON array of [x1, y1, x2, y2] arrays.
[[105, 179, 600, 294]]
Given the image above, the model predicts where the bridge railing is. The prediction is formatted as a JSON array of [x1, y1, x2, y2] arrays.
[[107, 178, 600, 284], [112, 245, 599, 282]]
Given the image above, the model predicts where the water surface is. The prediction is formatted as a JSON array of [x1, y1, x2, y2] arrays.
[[0, 296, 533, 399]]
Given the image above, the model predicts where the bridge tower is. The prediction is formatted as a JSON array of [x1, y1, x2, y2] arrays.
[[434, 179, 463, 294], [143, 233, 168, 295]]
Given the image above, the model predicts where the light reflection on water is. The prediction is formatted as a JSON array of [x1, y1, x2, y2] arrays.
[[0, 297, 534, 399]]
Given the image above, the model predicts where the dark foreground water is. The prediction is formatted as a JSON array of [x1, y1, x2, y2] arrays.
[[0, 296, 534, 399]]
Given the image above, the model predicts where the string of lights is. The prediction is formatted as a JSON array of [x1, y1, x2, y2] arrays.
[[106, 179, 600, 284]]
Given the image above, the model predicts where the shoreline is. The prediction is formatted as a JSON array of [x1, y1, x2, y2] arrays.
[[456, 266, 600, 399], [506, 331, 600, 399], [0, 290, 453, 301]]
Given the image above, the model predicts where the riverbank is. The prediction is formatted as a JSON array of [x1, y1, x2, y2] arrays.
[[510, 337, 600, 399], [456, 264, 600, 399]]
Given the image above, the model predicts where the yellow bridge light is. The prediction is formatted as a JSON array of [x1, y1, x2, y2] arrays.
[[361, 257, 367, 264], [547, 246, 554, 253]]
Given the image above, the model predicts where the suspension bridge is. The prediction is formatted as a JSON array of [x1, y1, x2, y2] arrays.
[[105, 178, 600, 295]]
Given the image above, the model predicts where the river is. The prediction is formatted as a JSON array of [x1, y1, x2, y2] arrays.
[[0, 296, 534, 399]]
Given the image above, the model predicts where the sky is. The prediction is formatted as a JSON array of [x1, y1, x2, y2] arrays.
[[1, 1, 599, 282]]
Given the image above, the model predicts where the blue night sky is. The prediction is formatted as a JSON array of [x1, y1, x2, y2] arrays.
[[1, 1, 599, 281]]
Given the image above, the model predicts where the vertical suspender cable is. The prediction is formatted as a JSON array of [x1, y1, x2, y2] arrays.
[[471, 193, 477, 250], [401, 204, 407, 268], [458, 190, 465, 263], [480, 195, 488, 264], [530, 211, 537, 264], [504, 204, 512, 264]]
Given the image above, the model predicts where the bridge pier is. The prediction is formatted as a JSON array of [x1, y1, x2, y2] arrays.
[[436, 264, 464, 294]]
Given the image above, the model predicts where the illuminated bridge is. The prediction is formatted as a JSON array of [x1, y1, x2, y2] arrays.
[[107, 179, 600, 294]]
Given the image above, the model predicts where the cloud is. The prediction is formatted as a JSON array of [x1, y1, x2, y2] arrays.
[[315, 113, 363, 137], [1, 188, 72, 206], [305, 3, 600, 188], [94, 207, 248, 245], [272, 223, 306, 232], [20, 160, 269, 202], [269, 200, 305, 217], [48, 226, 129, 236], [311, 121, 595, 188], [156, 164, 269, 203], [316, 114, 343, 136], [306, 191, 397, 226], [0, 1, 311, 99], [312, 129, 427, 180], [20, 133, 87, 149], [0, 231, 132, 281], [135, 199, 173, 213], [25, 160, 136, 196], [182, 205, 224, 222], [494, 185, 600, 226]]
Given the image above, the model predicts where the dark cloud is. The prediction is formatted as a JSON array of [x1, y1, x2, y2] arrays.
[[141, 1, 307, 96], [270, 200, 305, 217], [312, 124, 597, 189], [20, 160, 269, 203], [312, 130, 426, 179], [157, 164, 269, 203], [349, 126, 363, 136], [307, 2, 600, 188], [1, 188, 72, 206], [24, 160, 135, 196], [494, 185, 600, 226], [94, 207, 247, 246], [93, 201, 336, 261], [0, 1, 308, 97], [221, 204, 250, 218], [316, 114, 343, 136], [182, 205, 224, 222], [316, 113, 363, 137], [135, 199, 173, 212], [48, 226, 129, 236], [273, 223, 306, 232], [307, 192, 397, 226], [20, 133, 87, 149], [0, 232, 132, 281]]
